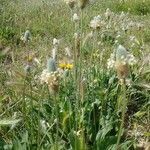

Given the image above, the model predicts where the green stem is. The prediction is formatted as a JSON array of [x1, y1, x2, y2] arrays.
[[29, 75, 34, 145], [37, 103, 41, 150], [90, 30, 97, 65], [23, 77, 27, 128], [55, 94, 59, 150], [116, 79, 127, 149], [37, 86, 45, 150]]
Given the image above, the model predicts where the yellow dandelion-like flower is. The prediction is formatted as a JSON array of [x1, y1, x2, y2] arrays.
[[66, 64, 73, 69], [59, 63, 66, 69], [24, 53, 36, 63], [28, 55, 34, 62], [59, 63, 73, 70]]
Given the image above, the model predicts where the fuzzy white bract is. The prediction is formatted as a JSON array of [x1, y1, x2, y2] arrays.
[[40, 69, 59, 83], [40, 69, 53, 84]]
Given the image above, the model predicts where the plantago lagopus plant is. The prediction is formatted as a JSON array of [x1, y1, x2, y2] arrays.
[[109, 44, 136, 148]]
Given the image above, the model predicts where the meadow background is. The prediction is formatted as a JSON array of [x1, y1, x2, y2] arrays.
[[0, 0, 150, 149]]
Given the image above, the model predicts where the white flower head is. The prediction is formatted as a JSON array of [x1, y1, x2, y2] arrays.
[[129, 36, 135, 41], [40, 69, 60, 88], [107, 53, 115, 69], [40, 120, 47, 132], [137, 23, 144, 30], [105, 8, 112, 18], [116, 34, 121, 39], [74, 32, 79, 39], [72, 13, 79, 22], [40, 69, 49, 84], [120, 11, 126, 20], [127, 53, 137, 65], [34, 58, 41, 65], [53, 38, 60, 46], [90, 15, 101, 29]]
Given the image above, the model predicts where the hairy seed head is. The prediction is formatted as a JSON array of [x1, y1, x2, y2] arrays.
[[115, 61, 129, 79]]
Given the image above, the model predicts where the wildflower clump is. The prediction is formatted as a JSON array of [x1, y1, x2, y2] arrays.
[[40, 58, 60, 94]]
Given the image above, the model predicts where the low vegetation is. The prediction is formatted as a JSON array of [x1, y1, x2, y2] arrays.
[[0, 0, 149, 149]]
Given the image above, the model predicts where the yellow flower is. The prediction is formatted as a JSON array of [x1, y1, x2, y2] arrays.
[[28, 55, 34, 62], [59, 63, 73, 70], [24, 53, 36, 63], [59, 63, 66, 69], [66, 64, 73, 69]]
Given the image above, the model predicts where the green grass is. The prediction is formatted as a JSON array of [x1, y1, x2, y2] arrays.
[[114, 0, 150, 15], [0, 0, 150, 149]]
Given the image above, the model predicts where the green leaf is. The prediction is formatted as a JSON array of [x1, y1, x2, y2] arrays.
[[134, 111, 146, 118], [144, 132, 150, 137], [0, 119, 21, 126]]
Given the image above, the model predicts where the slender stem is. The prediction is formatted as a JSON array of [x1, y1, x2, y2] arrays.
[[90, 30, 96, 65], [37, 86, 45, 150], [28, 74, 34, 145], [23, 76, 27, 128], [116, 79, 127, 149], [37, 102, 41, 150], [39, 121, 56, 147], [73, 17, 78, 150], [55, 93, 59, 150]]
